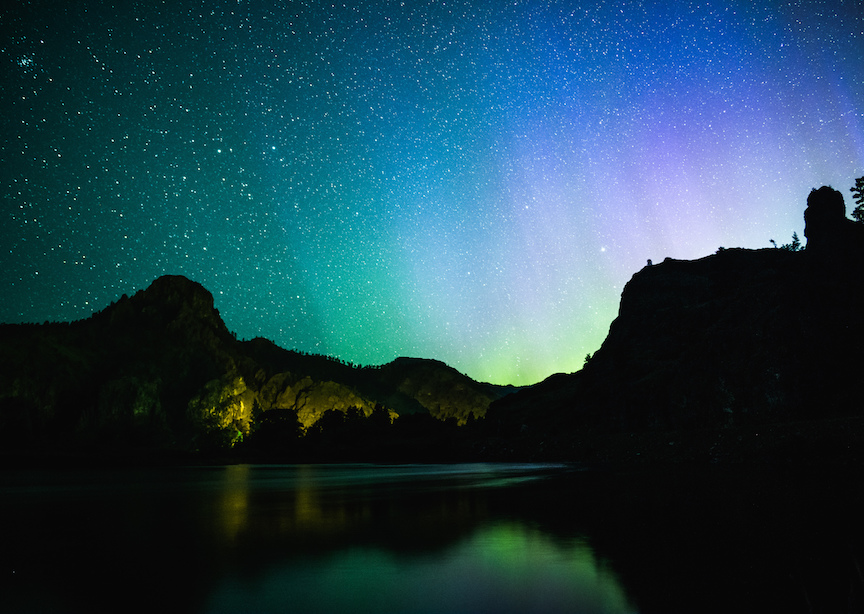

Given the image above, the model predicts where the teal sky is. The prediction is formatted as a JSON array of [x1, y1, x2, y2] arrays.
[[3, 0, 863, 384]]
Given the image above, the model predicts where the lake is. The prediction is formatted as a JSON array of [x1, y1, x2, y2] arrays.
[[2, 462, 863, 613], [1, 463, 632, 613]]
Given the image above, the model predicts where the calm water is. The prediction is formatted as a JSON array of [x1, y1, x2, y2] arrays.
[[5, 463, 864, 613], [0, 463, 634, 614]]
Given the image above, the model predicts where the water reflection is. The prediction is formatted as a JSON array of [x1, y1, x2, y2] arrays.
[[207, 520, 632, 614], [218, 463, 250, 543], [10, 463, 861, 613], [196, 464, 634, 613], [291, 464, 356, 536], [205, 463, 580, 554], [2, 463, 635, 613]]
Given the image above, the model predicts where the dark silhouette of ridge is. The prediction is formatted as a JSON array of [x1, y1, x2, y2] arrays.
[[0, 277, 512, 461], [3, 187, 864, 465], [483, 186, 864, 465]]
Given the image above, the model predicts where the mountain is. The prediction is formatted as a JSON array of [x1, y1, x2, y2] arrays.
[[483, 186, 864, 465], [0, 276, 514, 460], [0, 275, 238, 454], [7, 186, 863, 465]]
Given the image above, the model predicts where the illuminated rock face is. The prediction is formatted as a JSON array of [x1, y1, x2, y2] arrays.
[[184, 368, 386, 445], [187, 375, 256, 446], [293, 381, 376, 429], [257, 373, 376, 429]]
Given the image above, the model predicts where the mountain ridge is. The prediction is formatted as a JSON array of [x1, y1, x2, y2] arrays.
[[4, 185, 864, 465], [0, 275, 513, 459], [482, 186, 864, 464]]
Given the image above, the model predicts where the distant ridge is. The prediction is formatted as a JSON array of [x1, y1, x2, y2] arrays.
[[0, 274, 514, 460]]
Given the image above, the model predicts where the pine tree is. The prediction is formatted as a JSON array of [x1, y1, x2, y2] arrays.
[[851, 176, 864, 222]]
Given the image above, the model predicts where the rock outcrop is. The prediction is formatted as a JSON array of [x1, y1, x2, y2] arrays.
[[485, 188, 864, 465]]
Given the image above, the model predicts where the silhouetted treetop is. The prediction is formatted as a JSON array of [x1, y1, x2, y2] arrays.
[[851, 176, 864, 223]]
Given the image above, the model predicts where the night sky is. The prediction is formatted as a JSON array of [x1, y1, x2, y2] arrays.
[[3, 1, 863, 385]]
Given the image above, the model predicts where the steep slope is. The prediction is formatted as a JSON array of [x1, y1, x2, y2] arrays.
[[486, 189, 864, 464], [0, 275, 245, 451]]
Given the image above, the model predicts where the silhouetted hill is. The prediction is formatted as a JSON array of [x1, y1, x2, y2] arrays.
[[374, 357, 512, 423], [484, 187, 864, 465], [0, 276, 513, 460], [7, 187, 863, 466]]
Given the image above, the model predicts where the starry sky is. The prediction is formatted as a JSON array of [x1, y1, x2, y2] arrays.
[[2, 0, 863, 385]]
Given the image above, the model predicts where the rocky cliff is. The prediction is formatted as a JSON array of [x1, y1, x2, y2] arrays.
[[485, 187, 864, 464]]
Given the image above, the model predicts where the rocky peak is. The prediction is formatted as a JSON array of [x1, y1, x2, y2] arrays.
[[100, 275, 231, 342], [136, 275, 221, 322], [139, 275, 216, 310], [804, 186, 864, 272]]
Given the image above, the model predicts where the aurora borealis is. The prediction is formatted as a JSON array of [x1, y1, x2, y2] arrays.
[[3, 1, 863, 384]]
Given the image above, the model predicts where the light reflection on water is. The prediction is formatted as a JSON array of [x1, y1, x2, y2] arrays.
[[203, 464, 631, 613], [1, 463, 634, 614], [208, 521, 631, 614], [6, 462, 864, 612], [211, 463, 577, 545]]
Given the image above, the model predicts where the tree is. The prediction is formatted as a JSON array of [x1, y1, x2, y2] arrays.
[[770, 232, 802, 251], [781, 232, 802, 252], [851, 176, 864, 223]]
